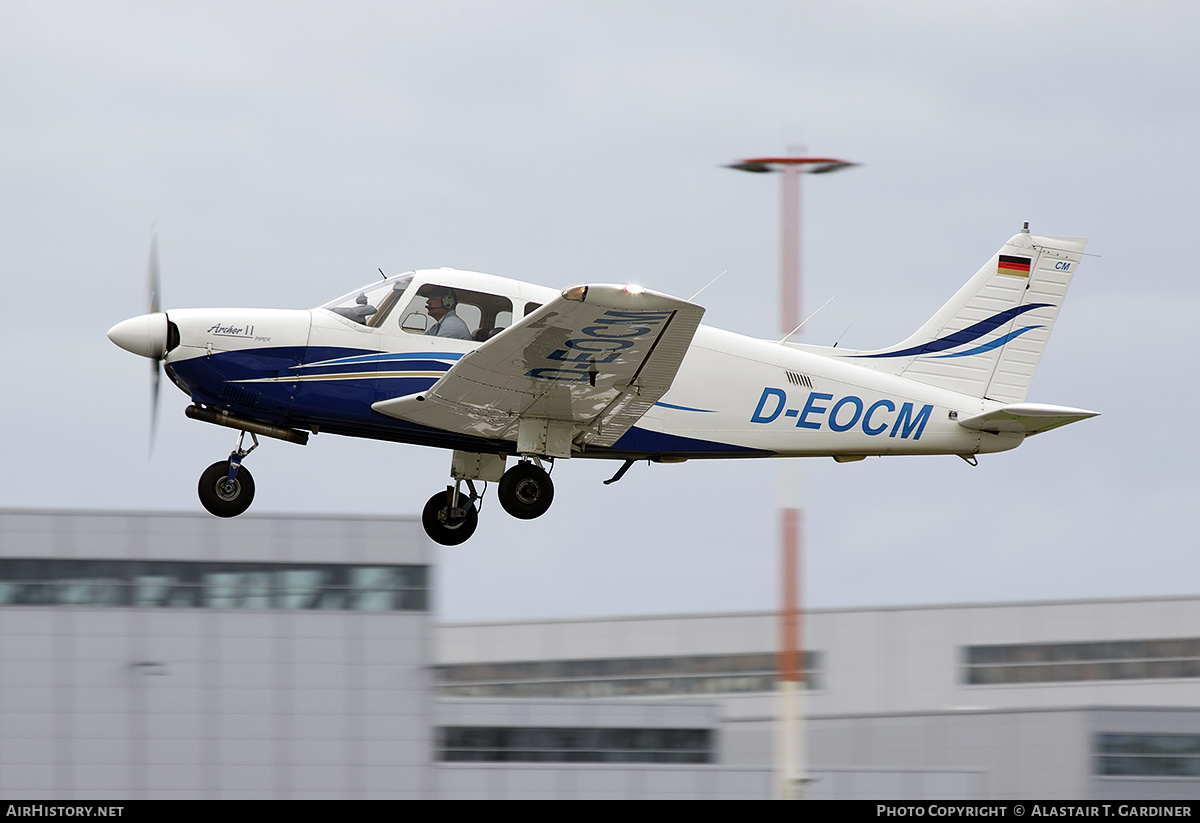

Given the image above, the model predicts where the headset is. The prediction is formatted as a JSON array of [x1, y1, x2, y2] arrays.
[[427, 288, 457, 311]]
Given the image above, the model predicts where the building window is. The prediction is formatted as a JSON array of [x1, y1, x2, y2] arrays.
[[435, 652, 822, 698], [0, 559, 428, 612], [439, 726, 713, 763], [1095, 734, 1200, 777], [962, 639, 1200, 685]]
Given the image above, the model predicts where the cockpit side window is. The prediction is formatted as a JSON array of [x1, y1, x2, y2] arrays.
[[399, 284, 515, 342]]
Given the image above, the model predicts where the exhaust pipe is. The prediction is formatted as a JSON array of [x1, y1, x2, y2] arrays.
[[185, 405, 309, 446]]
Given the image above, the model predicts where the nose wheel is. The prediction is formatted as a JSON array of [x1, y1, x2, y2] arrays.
[[197, 430, 258, 518], [497, 461, 554, 520], [198, 460, 256, 517]]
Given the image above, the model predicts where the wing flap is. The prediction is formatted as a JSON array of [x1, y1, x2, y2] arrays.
[[957, 403, 1098, 436], [371, 285, 705, 452]]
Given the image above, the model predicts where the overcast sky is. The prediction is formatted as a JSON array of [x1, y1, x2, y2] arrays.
[[2, 1, 1197, 622]]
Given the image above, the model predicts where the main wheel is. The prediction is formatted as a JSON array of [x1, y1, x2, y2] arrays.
[[497, 462, 554, 520], [198, 461, 256, 518], [422, 491, 479, 546]]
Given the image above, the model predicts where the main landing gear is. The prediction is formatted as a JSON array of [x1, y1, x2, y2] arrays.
[[421, 454, 556, 545], [197, 431, 258, 518], [422, 484, 480, 546], [497, 461, 554, 520]]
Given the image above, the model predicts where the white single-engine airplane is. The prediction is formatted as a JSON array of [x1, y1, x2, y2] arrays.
[[108, 224, 1096, 545]]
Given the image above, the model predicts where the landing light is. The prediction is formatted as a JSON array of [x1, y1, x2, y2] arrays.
[[562, 286, 588, 302], [624, 284, 645, 295]]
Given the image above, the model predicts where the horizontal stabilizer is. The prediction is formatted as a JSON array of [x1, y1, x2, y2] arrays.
[[956, 403, 1098, 437]]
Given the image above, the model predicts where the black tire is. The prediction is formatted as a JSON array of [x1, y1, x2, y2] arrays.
[[497, 462, 554, 520], [422, 490, 479, 546], [198, 460, 256, 518]]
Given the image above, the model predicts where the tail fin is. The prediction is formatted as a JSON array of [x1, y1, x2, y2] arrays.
[[850, 227, 1086, 402]]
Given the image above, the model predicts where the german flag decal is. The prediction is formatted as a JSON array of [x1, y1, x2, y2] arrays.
[[998, 255, 1032, 277]]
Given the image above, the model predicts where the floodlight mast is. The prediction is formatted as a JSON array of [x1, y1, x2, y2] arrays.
[[727, 151, 856, 800]]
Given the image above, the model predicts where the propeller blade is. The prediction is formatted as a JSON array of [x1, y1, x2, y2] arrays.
[[150, 360, 161, 456], [147, 225, 160, 315], [147, 225, 162, 455]]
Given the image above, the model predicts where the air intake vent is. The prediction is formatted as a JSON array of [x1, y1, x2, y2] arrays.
[[221, 384, 258, 409], [785, 370, 813, 389]]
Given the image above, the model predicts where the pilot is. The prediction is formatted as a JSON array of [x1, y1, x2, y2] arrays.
[[424, 288, 472, 340]]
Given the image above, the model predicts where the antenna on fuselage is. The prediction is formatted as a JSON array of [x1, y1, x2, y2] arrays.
[[832, 323, 853, 348], [688, 270, 728, 302], [777, 294, 835, 344], [378, 268, 387, 280]]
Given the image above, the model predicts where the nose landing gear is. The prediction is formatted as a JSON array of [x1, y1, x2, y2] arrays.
[[197, 431, 258, 518]]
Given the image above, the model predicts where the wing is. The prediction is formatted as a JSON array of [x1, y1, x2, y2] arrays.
[[371, 285, 705, 456]]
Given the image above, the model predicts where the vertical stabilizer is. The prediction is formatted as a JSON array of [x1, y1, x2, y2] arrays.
[[849, 229, 1086, 402]]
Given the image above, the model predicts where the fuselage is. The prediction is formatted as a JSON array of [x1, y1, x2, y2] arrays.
[[155, 268, 1020, 462]]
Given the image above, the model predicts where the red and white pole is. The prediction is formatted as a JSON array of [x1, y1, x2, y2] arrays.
[[727, 150, 855, 800]]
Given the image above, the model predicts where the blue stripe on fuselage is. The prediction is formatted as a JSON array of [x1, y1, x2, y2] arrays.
[[654, 401, 716, 413], [296, 350, 463, 369]]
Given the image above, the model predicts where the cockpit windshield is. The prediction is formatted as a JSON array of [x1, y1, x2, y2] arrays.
[[320, 274, 413, 328]]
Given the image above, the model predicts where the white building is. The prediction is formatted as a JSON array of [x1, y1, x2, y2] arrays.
[[3, 509, 1198, 799], [437, 605, 1200, 799], [0, 509, 433, 799]]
